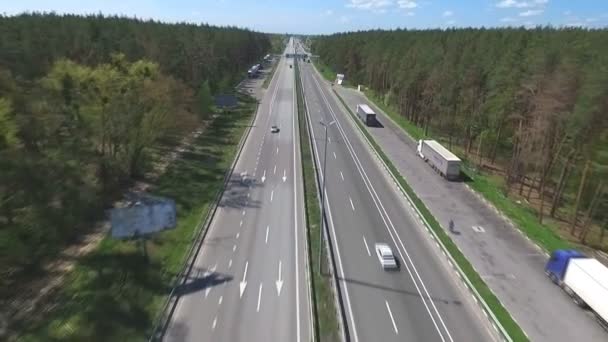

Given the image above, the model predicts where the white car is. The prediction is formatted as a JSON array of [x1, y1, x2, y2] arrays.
[[271, 125, 280, 133], [375, 243, 398, 270]]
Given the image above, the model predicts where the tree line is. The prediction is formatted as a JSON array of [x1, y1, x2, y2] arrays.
[[0, 13, 270, 289], [312, 28, 608, 249]]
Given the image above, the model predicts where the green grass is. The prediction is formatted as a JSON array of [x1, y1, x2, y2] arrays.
[[312, 59, 337, 84], [333, 90, 529, 342], [263, 60, 280, 89], [365, 91, 425, 141], [295, 62, 340, 342], [15, 97, 257, 342]]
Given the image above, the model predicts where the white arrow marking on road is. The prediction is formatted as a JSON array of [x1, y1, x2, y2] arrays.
[[270, 190, 274, 202], [273, 165, 277, 174], [257, 283, 263, 312], [265, 226, 270, 244], [240, 261, 248, 298], [283, 169, 287, 182], [276, 261, 284, 296], [261, 170, 266, 183]]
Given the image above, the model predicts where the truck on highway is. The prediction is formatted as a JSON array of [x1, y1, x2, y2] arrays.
[[545, 250, 608, 329], [356, 104, 376, 126], [416, 140, 461, 181]]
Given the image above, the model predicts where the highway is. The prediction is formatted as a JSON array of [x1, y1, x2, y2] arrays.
[[296, 41, 496, 342], [164, 38, 312, 342]]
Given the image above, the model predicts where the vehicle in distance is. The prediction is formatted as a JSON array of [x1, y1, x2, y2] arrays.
[[416, 139, 461, 181], [545, 249, 608, 329], [271, 125, 280, 133], [375, 243, 398, 270], [356, 104, 376, 126]]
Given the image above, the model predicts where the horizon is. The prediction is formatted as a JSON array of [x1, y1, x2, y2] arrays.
[[1, 0, 607, 34]]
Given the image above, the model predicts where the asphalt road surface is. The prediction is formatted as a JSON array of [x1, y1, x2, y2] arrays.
[[297, 43, 497, 342], [164, 38, 312, 342], [334, 84, 608, 342]]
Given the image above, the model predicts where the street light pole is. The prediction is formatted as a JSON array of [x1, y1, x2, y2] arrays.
[[319, 119, 335, 274]]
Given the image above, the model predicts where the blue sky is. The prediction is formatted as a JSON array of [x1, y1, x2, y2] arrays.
[[2, 0, 607, 34]]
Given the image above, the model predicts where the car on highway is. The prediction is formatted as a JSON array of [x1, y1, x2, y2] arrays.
[[271, 125, 280, 133], [375, 243, 398, 270]]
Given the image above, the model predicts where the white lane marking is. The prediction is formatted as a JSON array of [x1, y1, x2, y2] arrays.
[[283, 169, 287, 182], [276, 147, 279, 155], [233, 244, 237, 252], [218, 296, 223, 306], [349, 197, 355, 211], [212, 317, 217, 331], [363, 236, 371, 256], [292, 70, 302, 342], [228, 259, 233, 268], [340, 171, 344, 181], [205, 287, 211, 298], [310, 72, 451, 341], [328, 136, 331, 143], [236, 232, 240, 239], [274, 165, 277, 174], [257, 283, 263, 312], [304, 87, 359, 342], [240, 220, 243, 227], [385, 301, 399, 334], [270, 190, 274, 202], [242, 210, 246, 216], [333, 151, 337, 159], [262, 170, 266, 183], [276, 260, 284, 296], [240, 261, 248, 298], [265, 226, 270, 244], [247, 193, 250, 198]]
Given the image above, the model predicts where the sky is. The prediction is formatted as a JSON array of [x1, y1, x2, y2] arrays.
[[1, 0, 607, 34]]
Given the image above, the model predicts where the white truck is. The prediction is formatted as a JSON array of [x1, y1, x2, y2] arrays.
[[356, 104, 376, 127], [546, 249, 608, 329], [416, 140, 461, 181]]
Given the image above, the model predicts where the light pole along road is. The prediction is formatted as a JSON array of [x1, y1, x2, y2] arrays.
[[296, 40, 499, 342], [164, 38, 312, 342]]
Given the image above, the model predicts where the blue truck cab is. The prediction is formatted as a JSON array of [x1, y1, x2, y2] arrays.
[[545, 249, 586, 284]]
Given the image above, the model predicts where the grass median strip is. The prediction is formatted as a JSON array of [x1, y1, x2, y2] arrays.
[[295, 62, 340, 342], [16, 96, 257, 342], [333, 90, 528, 342], [263, 58, 280, 89]]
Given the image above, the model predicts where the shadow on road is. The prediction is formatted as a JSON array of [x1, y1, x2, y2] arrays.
[[337, 275, 461, 306], [174, 268, 233, 297]]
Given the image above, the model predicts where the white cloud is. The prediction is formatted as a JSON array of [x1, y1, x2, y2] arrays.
[[563, 10, 571, 16], [321, 9, 334, 16], [374, 8, 388, 14], [339, 15, 351, 23], [442, 10, 453, 17], [446, 19, 456, 25], [520, 9, 543, 17], [496, 0, 547, 9], [501, 17, 518, 22], [404, 11, 415, 16], [564, 22, 584, 27], [347, 0, 392, 10], [397, 0, 418, 9], [586, 18, 597, 23]]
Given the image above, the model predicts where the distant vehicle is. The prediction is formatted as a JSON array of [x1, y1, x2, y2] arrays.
[[356, 104, 376, 126], [289, 64, 292, 69], [545, 250, 608, 329], [271, 125, 280, 133], [416, 140, 461, 181], [375, 243, 398, 270], [247, 64, 260, 78]]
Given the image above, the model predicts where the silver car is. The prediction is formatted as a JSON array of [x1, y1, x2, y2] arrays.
[[375, 243, 398, 270]]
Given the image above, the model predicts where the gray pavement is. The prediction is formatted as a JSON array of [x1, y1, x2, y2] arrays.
[[164, 38, 312, 342], [298, 42, 497, 342], [334, 84, 608, 341]]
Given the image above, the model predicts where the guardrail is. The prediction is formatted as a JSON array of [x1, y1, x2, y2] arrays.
[[147, 100, 260, 341]]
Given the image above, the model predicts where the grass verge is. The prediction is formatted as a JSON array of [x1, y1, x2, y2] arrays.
[[295, 62, 339, 342], [263, 59, 280, 89], [333, 90, 529, 342], [312, 59, 337, 84], [15, 96, 257, 342]]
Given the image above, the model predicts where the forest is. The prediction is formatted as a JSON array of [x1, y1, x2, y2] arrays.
[[0, 13, 270, 290], [312, 28, 608, 250]]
